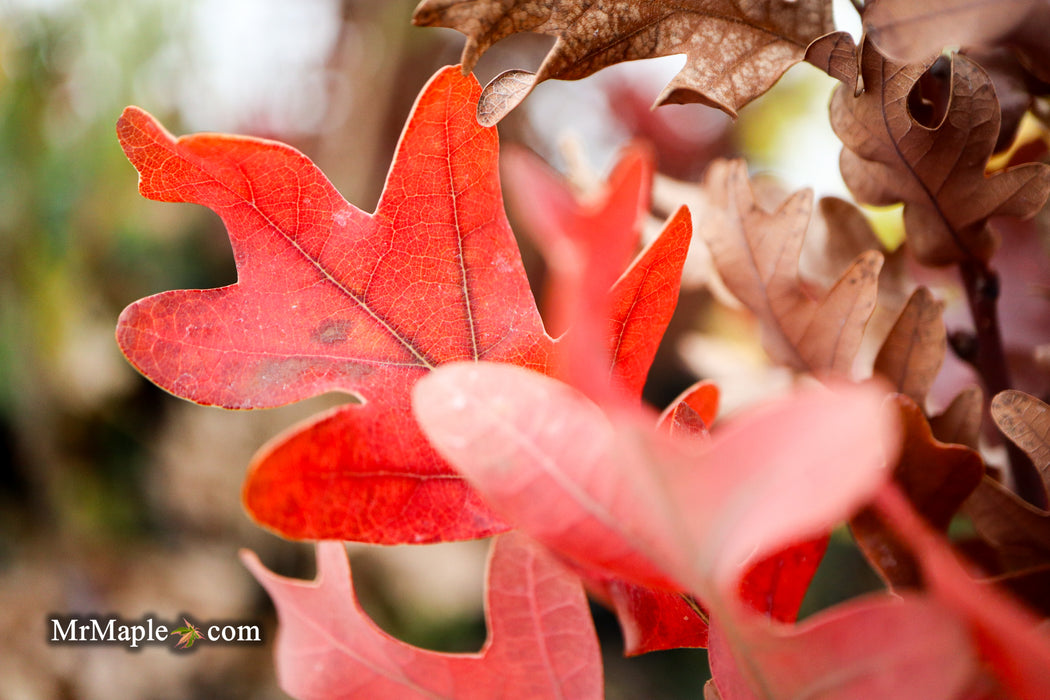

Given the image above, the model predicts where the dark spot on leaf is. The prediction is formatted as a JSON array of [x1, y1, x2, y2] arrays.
[[313, 319, 353, 345]]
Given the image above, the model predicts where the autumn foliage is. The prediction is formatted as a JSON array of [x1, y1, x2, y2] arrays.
[[115, 1, 1050, 698]]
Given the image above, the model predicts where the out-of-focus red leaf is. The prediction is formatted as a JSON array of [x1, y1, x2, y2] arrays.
[[737, 536, 829, 624], [116, 67, 552, 543], [503, 145, 649, 339], [601, 78, 733, 181], [701, 160, 883, 376], [413, 362, 898, 602], [591, 381, 718, 655], [241, 532, 602, 700], [876, 486, 1050, 699], [419, 363, 684, 591], [708, 595, 977, 700], [504, 145, 692, 403]]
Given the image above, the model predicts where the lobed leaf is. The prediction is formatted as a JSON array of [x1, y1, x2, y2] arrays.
[[413, 362, 898, 602], [241, 532, 602, 700], [967, 392, 1050, 572], [873, 287, 946, 406], [707, 595, 976, 700], [864, 0, 1050, 83], [851, 395, 983, 587], [117, 67, 552, 543], [700, 159, 882, 376], [831, 42, 1050, 265], [412, 0, 834, 118]]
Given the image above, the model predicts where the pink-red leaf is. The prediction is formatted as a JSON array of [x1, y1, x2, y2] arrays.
[[504, 145, 692, 403], [413, 362, 898, 602], [708, 595, 976, 700], [117, 66, 552, 542], [241, 532, 602, 700]]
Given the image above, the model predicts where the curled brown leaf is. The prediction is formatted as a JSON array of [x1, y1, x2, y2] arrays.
[[413, 0, 834, 117], [831, 41, 1050, 265]]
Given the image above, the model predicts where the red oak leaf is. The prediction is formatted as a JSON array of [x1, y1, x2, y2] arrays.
[[707, 595, 976, 700], [875, 486, 1050, 699], [413, 362, 898, 605], [116, 66, 552, 543], [241, 532, 602, 700], [503, 144, 692, 403]]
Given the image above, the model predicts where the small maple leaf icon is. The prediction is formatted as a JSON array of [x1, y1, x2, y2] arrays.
[[171, 618, 203, 649]]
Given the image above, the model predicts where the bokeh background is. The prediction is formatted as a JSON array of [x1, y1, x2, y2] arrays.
[[0, 1, 875, 698]]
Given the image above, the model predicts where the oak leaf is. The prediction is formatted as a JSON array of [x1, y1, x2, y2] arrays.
[[700, 159, 882, 376], [707, 595, 976, 700], [873, 287, 946, 406], [967, 391, 1050, 570], [116, 66, 552, 543], [875, 486, 1050, 699], [413, 362, 898, 605], [502, 144, 692, 403], [411, 0, 834, 118], [850, 394, 983, 588], [831, 41, 1050, 265], [241, 532, 602, 700], [413, 363, 1002, 697], [864, 0, 1050, 83]]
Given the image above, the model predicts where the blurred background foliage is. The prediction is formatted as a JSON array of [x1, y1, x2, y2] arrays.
[[0, 1, 870, 698]]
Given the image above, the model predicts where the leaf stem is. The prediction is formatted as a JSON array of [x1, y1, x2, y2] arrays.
[[957, 258, 1046, 508]]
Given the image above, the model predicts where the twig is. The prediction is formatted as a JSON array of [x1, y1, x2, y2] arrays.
[[958, 258, 1046, 508]]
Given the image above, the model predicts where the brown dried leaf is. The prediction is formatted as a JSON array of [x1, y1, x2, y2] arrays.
[[478, 70, 536, 127], [851, 395, 984, 588], [412, 0, 834, 118], [930, 386, 983, 450], [968, 393, 1050, 572], [816, 197, 884, 275], [962, 47, 1042, 153], [874, 287, 946, 405], [701, 159, 882, 376], [864, 0, 1050, 83], [992, 390, 1050, 493], [989, 564, 1050, 617], [805, 31, 859, 90], [967, 476, 1050, 571], [831, 41, 1050, 265]]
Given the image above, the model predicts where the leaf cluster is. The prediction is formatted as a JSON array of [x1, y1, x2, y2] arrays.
[[113, 1, 1050, 697]]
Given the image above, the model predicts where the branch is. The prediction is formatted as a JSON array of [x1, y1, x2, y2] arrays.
[[957, 258, 1046, 508]]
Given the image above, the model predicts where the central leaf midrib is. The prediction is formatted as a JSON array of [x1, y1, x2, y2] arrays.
[[217, 151, 482, 372]]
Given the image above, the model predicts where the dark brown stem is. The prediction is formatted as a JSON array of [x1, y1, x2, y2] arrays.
[[958, 258, 1046, 508], [848, 0, 865, 15]]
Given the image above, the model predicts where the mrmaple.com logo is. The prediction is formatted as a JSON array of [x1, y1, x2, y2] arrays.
[[48, 615, 262, 651]]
